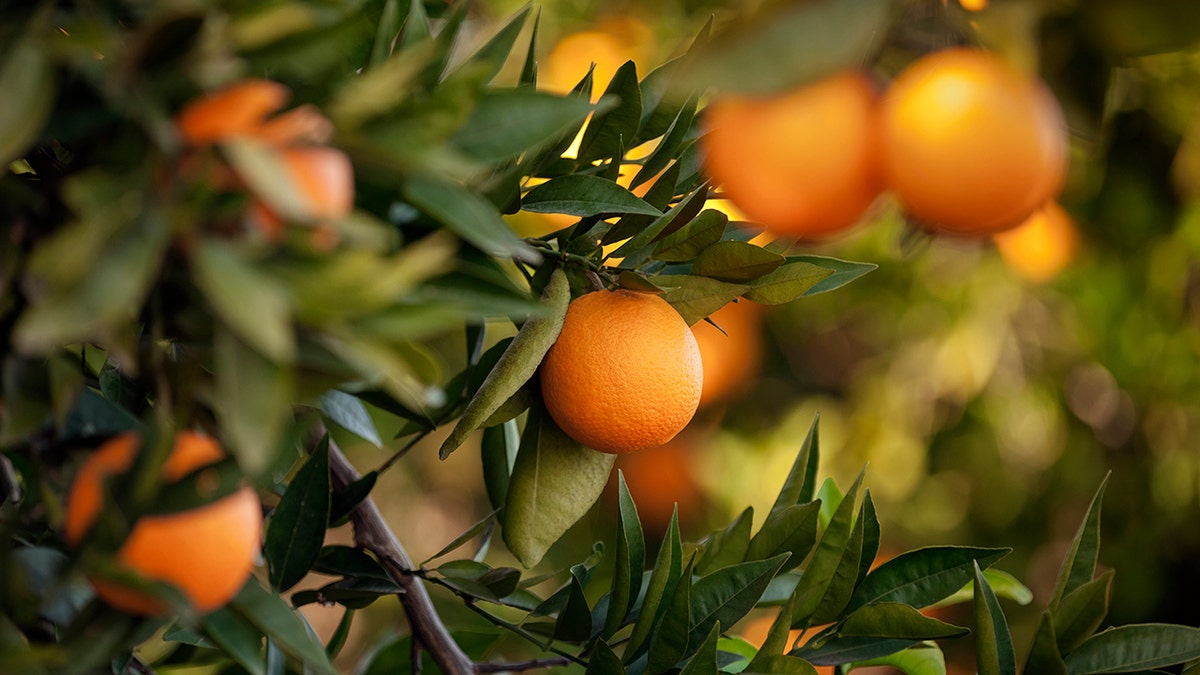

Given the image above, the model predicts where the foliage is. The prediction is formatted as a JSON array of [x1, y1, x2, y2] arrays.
[[1, 0, 1199, 673]]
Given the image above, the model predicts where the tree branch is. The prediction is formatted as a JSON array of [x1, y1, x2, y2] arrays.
[[325, 433, 475, 675], [474, 656, 571, 672]]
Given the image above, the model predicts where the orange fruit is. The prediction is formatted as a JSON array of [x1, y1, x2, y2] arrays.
[[692, 300, 764, 408], [278, 146, 355, 221], [993, 201, 1079, 282], [64, 431, 262, 615], [616, 432, 703, 529], [540, 16, 653, 98], [540, 290, 703, 454], [176, 79, 290, 146], [701, 72, 883, 238], [880, 48, 1069, 235]]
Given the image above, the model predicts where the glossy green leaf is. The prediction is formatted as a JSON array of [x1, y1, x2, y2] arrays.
[[696, 507, 754, 575], [809, 491, 866, 625], [522, 174, 662, 217], [0, 31, 52, 165], [193, 241, 295, 364], [626, 510, 684, 662], [441, 268, 569, 458], [1054, 570, 1114, 654], [743, 260, 834, 305], [604, 472, 646, 637], [630, 92, 699, 189], [655, 274, 751, 326], [791, 471, 863, 627], [930, 568, 1034, 609], [742, 654, 819, 675], [266, 438, 331, 593], [856, 491, 881, 587], [796, 636, 922, 667], [215, 327, 293, 476], [587, 641, 628, 675], [554, 575, 592, 642], [1051, 475, 1109, 612], [679, 622, 721, 675], [1065, 624, 1200, 674], [975, 561, 1017, 675], [502, 407, 616, 567], [746, 593, 801, 671], [692, 241, 786, 283], [203, 606, 266, 675], [850, 642, 947, 675], [320, 390, 382, 447], [771, 414, 822, 512], [841, 603, 968, 640], [671, 0, 892, 95], [794, 256, 878, 296], [453, 90, 597, 162], [815, 478, 843, 529], [690, 554, 790, 649], [646, 556, 695, 675], [745, 502, 820, 573], [848, 546, 1011, 612], [653, 209, 729, 263], [403, 174, 541, 263], [610, 182, 710, 264], [578, 60, 643, 163], [1023, 612, 1069, 675], [231, 578, 337, 675]]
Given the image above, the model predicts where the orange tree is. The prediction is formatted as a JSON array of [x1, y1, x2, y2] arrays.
[[2, 0, 1200, 674]]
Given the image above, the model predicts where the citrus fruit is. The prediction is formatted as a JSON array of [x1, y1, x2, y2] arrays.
[[64, 431, 262, 616], [880, 48, 1069, 235], [540, 16, 653, 98], [692, 300, 764, 408], [278, 146, 355, 221], [701, 71, 883, 238], [993, 201, 1079, 282], [176, 79, 290, 146], [539, 289, 703, 454], [616, 432, 703, 529]]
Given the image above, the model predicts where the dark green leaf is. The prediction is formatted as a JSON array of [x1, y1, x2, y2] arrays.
[[655, 274, 751, 326], [214, 327, 293, 476], [1065, 624, 1200, 674], [795, 637, 922, 667], [690, 555, 790, 649], [422, 509, 500, 566], [320, 390, 382, 447], [856, 491, 881, 587], [194, 241, 294, 364], [791, 471, 863, 627], [0, 30, 52, 165], [750, 593, 801, 671], [743, 261, 834, 305], [369, 0, 403, 65], [1022, 612, 1069, 675], [697, 507, 754, 575], [630, 92, 699, 189], [312, 546, 391, 581], [266, 438, 331, 593], [626, 510, 684, 662], [328, 471, 378, 527], [841, 603, 968, 640], [793, 256, 877, 296], [292, 576, 404, 609], [450, 4, 532, 83], [1054, 570, 1114, 654], [975, 561, 1017, 675], [746, 502, 820, 573], [578, 61, 643, 163], [809, 492, 867, 625], [848, 546, 1011, 612], [587, 641, 627, 675], [602, 163, 683, 245], [522, 174, 662, 217], [609, 183, 710, 268], [231, 579, 336, 675], [850, 642, 947, 675], [680, 622, 722, 675], [742, 654, 819, 675], [1051, 475, 1109, 612], [482, 419, 519, 509], [771, 414, 822, 512], [554, 575, 592, 642], [646, 557, 695, 674], [692, 241, 786, 283], [203, 606, 265, 675], [653, 209, 729, 262], [453, 90, 597, 162], [604, 472, 646, 637]]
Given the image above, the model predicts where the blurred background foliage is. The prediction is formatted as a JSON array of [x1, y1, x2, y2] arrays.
[[315, 0, 1200, 670]]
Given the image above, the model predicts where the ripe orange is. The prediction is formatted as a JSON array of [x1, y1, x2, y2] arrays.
[[64, 431, 262, 616], [993, 201, 1079, 282], [880, 48, 1068, 235], [701, 72, 883, 238], [176, 79, 290, 147], [692, 300, 765, 408], [540, 16, 653, 98], [540, 290, 703, 454]]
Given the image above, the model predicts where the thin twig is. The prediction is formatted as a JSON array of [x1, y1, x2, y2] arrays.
[[454, 595, 587, 667], [474, 656, 571, 673], [324, 429, 475, 675], [374, 428, 434, 475]]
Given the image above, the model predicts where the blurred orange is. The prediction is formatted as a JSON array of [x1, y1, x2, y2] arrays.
[[540, 15, 654, 97], [993, 201, 1080, 282], [615, 432, 703, 530], [692, 300, 766, 408]]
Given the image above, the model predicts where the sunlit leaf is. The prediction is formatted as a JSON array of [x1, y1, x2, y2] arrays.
[[522, 174, 662, 217]]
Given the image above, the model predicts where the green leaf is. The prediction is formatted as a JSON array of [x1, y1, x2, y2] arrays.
[[653, 209, 729, 263], [312, 546, 390, 581], [266, 438, 331, 593], [320, 390, 382, 448], [850, 642, 947, 675], [771, 414, 822, 512], [203, 606, 266, 675], [502, 407, 616, 567], [679, 622, 721, 675], [1064, 624, 1200, 674], [808, 492, 867, 625], [856, 491, 881, 587], [403, 174, 540, 264], [450, 4, 532, 83], [742, 654, 819, 675], [841, 603, 968, 640], [1050, 475, 1109, 612], [647, 556, 695, 674], [481, 419, 519, 510], [602, 162, 683, 245], [0, 32, 52, 166], [231, 578, 337, 675], [453, 90, 598, 162], [626, 510, 685, 662], [671, 0, 893, 95], [792, 255, 877, 296], [692, 241, 786, 283], [796, 637, 923, 667], [815, 478, 843, 529], [422, 509, 501, 566], [848, 546, 1011, 612], [587, 641, 628, 675], [690, 555, 790, 649], [522, 174, 662, 217], [193, 241, 295, 364], [1054, 570, 1114, 654], [328, 471, 377, 526], [610, 183, 710, 266], [368, 0, 403, 65], [790, 471, 863, 627], [604, 472, 646, 637], [929, 568, 1034, 609], [578, 61, 643, 163], [745, 502, 820, 573], [1022, 612, 1069, 675], [630, 92, 699, 189], [743, 261, 834, 305], [554, 575, 593, 642], [214, 327, 293, 477], [974, 561, 1017, 675], [655, 274, 751, 326], [696, 507, 754, 576]]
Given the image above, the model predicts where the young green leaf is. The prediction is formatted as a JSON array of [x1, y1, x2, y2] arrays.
[[1053, 569, 1114, 654], [603, 472, 646, 637], [848, 642, 947, 675], [847, 546, 1011, 612], [1050, 475, 1109, 612], [625, 509, 685, 662], [502, 407, 616, 567], [974, 561, 1017, 675], [266, 438, 331, 593], [440, 268, 569, 458], [522, 174, 662, 217], [1064, 624, 1200, 674], [692, 241, 786, 283], [840, 603, 968, 640], [771, 414, 822, 513], [743, 260, 834, 305]]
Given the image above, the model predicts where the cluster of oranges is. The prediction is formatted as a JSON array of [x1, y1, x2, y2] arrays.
[[175, 78, 354, 248], [702, 47, 1072, 245]]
